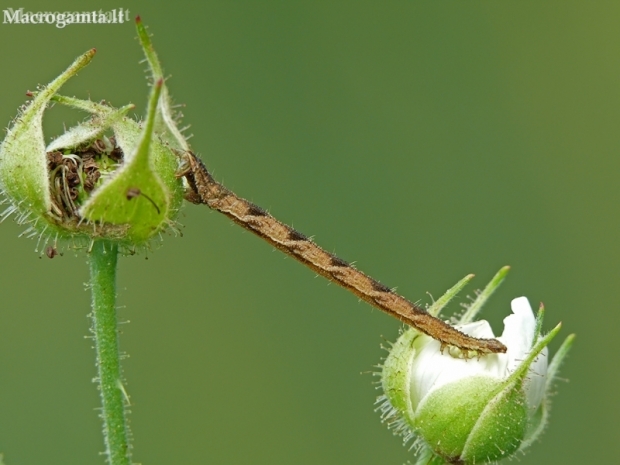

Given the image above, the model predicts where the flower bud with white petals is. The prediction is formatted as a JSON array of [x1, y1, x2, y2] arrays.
[[378, 268, 574, 464]]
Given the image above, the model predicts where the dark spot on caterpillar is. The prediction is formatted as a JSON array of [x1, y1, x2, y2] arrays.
[[330, 255, 349, 267], [247, 203, 268, 217], [371, 280, 392, 293], [288, 229, 308, 241]]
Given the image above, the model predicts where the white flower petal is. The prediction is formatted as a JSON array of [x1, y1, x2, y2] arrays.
[[409, 320, 504, 408], [458, 320, 495, 339], [497, 297, 547, 410], [406, 295, 549, 419], [499, 297, 537, 373]]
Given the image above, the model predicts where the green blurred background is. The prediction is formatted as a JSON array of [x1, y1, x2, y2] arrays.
[[0, 1, 616, 464]]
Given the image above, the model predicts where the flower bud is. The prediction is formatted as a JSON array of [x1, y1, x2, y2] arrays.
[[0, 22, 188, 250], [378, 268, 574, 464]]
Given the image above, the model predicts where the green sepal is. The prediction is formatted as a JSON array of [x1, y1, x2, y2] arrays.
[[428, 273, 475, 317], [135, 16, 190, 152], [519, 332, 575, 452], [415, 376, 527, 464], [79, 79, 173, 243], [460, 266, 510, 324], [460, 379, 528, 462], [381, 327, 419, 428], [47, 100, 134, 153], [51, 96, 184, 216], [0, 49, 95, 217]]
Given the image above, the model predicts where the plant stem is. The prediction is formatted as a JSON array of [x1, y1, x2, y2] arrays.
[[89, 240, 130, 465]]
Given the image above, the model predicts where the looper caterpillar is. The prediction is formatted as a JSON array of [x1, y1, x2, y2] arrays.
[[177, 152, 506, 355]]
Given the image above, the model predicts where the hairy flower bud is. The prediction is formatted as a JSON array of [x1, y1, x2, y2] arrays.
[[378, 269, 574, 464], [0, 20, 188, 251]]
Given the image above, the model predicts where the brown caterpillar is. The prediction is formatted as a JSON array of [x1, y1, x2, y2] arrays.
[[177, 152, 506, 355]]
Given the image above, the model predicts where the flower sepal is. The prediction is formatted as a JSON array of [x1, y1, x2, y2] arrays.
[[0, 20, 190, 250], [0, 50, 96, 222], [378, 267, 575, 465], [415, 375, 527, 463]]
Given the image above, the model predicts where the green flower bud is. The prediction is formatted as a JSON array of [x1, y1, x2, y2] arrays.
[[0, 22, 187, 251], [378, 270, 574, 464]]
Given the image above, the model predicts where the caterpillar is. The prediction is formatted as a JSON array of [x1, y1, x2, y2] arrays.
[[177, 152, 506, 355]]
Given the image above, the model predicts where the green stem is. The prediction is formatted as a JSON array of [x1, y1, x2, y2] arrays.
[[89, 240, 130, 465]]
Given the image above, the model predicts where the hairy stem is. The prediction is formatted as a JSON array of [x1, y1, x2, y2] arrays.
[[89, 240, 130, 465]]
